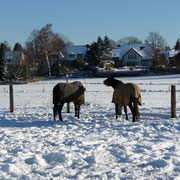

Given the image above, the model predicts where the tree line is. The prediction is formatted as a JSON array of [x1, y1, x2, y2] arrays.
[[1, 23, 180, 81]]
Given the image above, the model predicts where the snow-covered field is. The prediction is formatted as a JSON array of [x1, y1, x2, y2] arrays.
[[0, 74, 180, 179]]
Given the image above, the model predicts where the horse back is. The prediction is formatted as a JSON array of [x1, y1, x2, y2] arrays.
[[112, 82, 142, 106], [53, 81, 85, 104], [125, 83, 142, 105]]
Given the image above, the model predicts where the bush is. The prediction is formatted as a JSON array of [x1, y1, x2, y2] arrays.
[[51, 62, 61, 76], [74, 57, 86, 71]]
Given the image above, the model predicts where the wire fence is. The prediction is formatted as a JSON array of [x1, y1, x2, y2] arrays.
[[0, 84, 180, 111]]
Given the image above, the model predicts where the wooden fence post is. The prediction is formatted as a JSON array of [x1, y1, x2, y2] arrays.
[[66, 74, 71, 113], [9, 84, 14, 112], [171, 85, 176, 118]]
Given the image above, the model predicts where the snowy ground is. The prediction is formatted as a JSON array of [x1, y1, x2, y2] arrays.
[[0, 74, 180, 179]]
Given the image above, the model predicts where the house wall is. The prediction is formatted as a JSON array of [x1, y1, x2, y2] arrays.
[[111, 48, 120, 59], [5, 51, 24, 65], [123, 49, 142, 66]]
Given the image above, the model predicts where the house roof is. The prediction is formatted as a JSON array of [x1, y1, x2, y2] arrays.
[[163, 50, 179, 58], [6, 51, 23, 58], [112, 44, 153, 60], [64, 45, 88, 55]]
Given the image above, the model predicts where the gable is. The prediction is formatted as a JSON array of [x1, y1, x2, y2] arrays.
[[122, 48, 143, 59]]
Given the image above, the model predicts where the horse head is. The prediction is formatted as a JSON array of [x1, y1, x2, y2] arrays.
[[103, 76, 115, 87], [79, 86, 86, 93]]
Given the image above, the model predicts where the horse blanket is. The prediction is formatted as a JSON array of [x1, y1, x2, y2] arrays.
[[112, 82, 142, 106], [53, 81, 85, 104]]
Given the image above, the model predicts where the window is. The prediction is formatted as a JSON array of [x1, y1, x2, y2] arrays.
[[128, 53, 137, 59], [77, 53, 83, 58], [7, 59, 12, 63], [69, 54, 75, 58], [127, 61, 137, 66]]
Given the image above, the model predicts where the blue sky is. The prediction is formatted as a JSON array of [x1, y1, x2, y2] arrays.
[[0, 0, 179, 49]]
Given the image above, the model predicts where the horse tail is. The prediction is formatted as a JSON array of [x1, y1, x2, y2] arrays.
[[137, 95, 142, 106], [53, 85, 61, 104]]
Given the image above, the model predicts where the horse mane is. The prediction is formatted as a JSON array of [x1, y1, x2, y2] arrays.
[[104, 76, 123, 89]]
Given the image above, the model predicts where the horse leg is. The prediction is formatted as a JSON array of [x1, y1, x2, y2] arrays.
[[53, 103, 58, 121], [77, 104, 80, 119], [74, 102, 78, 117], [124, 106, 128, 120], [128, 101, 135, 122], [115, 104, 118, 119], [58, 103, 64, 121], [133, 98, 139, 121], [74, 103, 80, 119]]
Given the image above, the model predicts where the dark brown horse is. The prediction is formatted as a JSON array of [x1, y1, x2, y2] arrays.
[[103, 77, 142, 122], [53, 81, 85, 121]]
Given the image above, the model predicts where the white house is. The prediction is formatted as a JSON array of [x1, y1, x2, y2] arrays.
[[112, 44, 153, 67], [5, 51, 25, 77], [5, 51, 25, 66]]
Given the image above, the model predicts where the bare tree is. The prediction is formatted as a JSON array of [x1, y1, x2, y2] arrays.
[[118, 36, 142, 44], [25, 24, 65, 76], [145, 31, 167, 51], [145, 32, 167, 68]]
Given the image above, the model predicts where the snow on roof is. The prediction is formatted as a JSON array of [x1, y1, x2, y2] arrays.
[[112, 44, 153, 60], [163, 50, 179, 58], [59, 51, 64, 58], [5, 51, 23, 59], [65, 45, 88, 55]]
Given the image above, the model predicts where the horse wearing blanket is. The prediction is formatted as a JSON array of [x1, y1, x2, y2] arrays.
[[104, 77, 142, 122], [53, 81, 85, 121]]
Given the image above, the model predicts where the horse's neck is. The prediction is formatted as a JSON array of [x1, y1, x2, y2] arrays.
[[112, 79, 123, 89]]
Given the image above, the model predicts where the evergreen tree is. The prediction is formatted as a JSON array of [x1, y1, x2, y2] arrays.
[[86, 36, 112, 67], [175, 52, 180, 67], [13, 42, 23, 52], [102, 36, 112, 60], [74, 57, 86, 71], [0, 43, 7, 80], [174, 39, 180, 51], [86, 42, 100, 66]]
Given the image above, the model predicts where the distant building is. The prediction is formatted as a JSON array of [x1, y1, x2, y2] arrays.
[[5, 51, 25, 76], [62, 45, 88, 61], [5, 51, 25, 66], [112, 44, 153, 67], [163, 50, 179, 63], [54, 44, 179, 69]]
